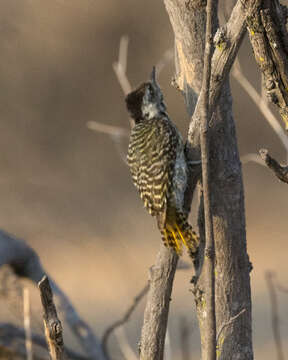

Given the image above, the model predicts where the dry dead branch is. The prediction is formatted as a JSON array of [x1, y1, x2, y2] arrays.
[[259, 149, 288, 183], [247, 0, 288, 129], [0, 230, 106, 360], [198, 0, 218, 358], [102, 283, 149, 359], [0, 323, 88, 360], [38, 276, 66, 360], [232, 57, 288, 152]]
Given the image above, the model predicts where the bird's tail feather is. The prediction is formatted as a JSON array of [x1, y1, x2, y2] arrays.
[[160, 212, 199, 256]]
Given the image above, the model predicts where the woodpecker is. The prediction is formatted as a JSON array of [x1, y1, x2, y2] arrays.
[[126, 68, 198, 255]]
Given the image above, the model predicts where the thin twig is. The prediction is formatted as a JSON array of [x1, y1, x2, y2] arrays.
[[216, 308, 246, 345], [199, 1, 217, 359], [265, 271, 285, 360], [38, 276, 65, 360], [102, 284, 149, 358], [114, 327, 137, 360], [87, 121, 128, 138], [241, 153, 265, 166], [87, 121, 129, 163], [23, 288, 33, 360], [112, 35, 132, 96], [259, 149, 288, 183], [233, 57, 288, 153]]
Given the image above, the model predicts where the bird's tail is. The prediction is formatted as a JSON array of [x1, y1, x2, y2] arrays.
[[160, 211, 199, 256]]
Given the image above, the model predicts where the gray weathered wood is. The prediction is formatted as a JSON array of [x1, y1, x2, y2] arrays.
[[199, 1, 218, 359], [39, 276, 66, 360], [163, 1, 255, 359], [139, 245, 178, 360], [259, 149, 288, 183], [247, 0, 288, 129]]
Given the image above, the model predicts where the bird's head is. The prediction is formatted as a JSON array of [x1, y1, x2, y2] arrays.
[[125, 67, 166, 123]]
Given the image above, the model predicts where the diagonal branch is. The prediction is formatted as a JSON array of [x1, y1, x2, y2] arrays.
[[112, 35, 132, 97], [102, 283, 149, 359], [232, 57, 288, 153], [247, 0, 288, 129], [187, 0, 259, 160], [259, 149, 288, 183]]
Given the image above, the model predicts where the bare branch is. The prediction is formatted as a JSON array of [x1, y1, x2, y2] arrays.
[[139, 245, 178, 360], [0, 323, 88, 360], [265, 271, 285, 360], [114, 327, 138, 360], [112, 35, 132, 96], [199, 0, 218, 359], [164, 1, 255, 359], [0, 230, 106, 360], [87, 121, 129, 138], [87, 121, 129, 163], [241, 153, 265, 166], [247, 0, 288, 128], [259, 149, 288, 183], [232, 58, 288, 152], [187, 0, 260, 159], [23, 288, 33, 360], [102, 283, 149, 359], [39, 276, 66, 360]]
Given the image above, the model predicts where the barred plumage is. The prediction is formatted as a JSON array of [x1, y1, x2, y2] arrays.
[[126, 68, 198, 255]]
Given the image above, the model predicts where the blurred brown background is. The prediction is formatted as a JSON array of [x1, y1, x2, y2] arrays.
[[0, 1, 288, 359]]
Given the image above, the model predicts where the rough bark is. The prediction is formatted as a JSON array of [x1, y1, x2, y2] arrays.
[[199, 0, 218, 359], [138, 4, 208, 359], [163, 1, 255, 359], [139, 246, 178, 360], [38, 276, 66, 360], [247, 0, 288, 128], [259, 148, 288, 183]]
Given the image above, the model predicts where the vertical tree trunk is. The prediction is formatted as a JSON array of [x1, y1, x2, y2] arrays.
[[163, 1, 253, 359]]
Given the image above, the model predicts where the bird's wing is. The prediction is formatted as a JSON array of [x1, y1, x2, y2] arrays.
[[127, 117, 179, 216]]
